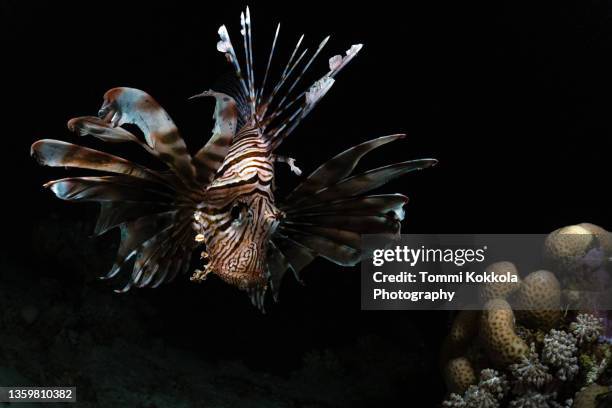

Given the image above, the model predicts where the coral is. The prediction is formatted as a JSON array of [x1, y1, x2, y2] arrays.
[[578, 223, 612, 255], [542, 329, 579, 381], [508, 391, 568, 408], [440, 310, 480, 370], [444, 357, 478, 395], [478, 369, 509, 400], [543, 225, 597, 274], [442, 393, 467, 408], [442, 368, 509, 408], [573, 384, 611, 408], [450, 311, 481, 349], [479, 261, 522, 303], [509, 343, 552, 391], [514, 270, 562, 331], [463, 385, 499, 408], [480, 299, 529, 366], [570, 314, 604, 346]]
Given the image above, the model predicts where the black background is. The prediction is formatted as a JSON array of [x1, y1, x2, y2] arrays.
[[1, 1, 611, 406]]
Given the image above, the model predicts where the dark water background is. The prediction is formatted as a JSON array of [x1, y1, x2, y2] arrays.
[[1, 1, 611, 406]]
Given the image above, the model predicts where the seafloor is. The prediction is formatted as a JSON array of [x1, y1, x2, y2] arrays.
[[0, 213, 439, 407]]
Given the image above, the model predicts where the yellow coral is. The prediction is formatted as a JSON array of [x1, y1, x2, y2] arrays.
[[514, 270, 562, 331], [439, 310, 480, 369], [443, 357, 477, 395], [543, 225, 596, 274], [479, 298, 529, 366], [478, 261, 521, 303]]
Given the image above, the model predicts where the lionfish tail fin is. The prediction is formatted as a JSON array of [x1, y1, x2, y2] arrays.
[[266, 136, 437, 297], [213, 7, 363, 149], [29, 87, 230, 291]]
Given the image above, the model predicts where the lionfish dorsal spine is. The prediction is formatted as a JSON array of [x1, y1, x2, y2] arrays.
[[213, 6, 363, 149]]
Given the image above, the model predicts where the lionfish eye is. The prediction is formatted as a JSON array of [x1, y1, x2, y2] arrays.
[[230, 202, 247, 221]]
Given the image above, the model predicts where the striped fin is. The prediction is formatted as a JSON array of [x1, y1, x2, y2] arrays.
[[279, 230, 361, 266], [284, 134, 406, 203], [95, 202, 172, 236], [288, 159, 437, 209], [272, 135, 435, 279], [284, 214, 401, 234], [102, 211, 178, 282], [44, 176, 174, 202], [31, 139, 161, 182], [98, 87, 197, 186], [272, 237, 316, 283], [284, 194, 408, 219], [67, 116, 141, 144], [266, 241, 290, 301], [189, 91, 238, 183]]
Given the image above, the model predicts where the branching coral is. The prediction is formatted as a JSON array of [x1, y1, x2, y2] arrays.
[[478, 369, 509, 400], [462, 385, 500, 408], [509, 343, 552, 391], [542, 329, 579, 381], [508, 391, 570, 408], [570, 314, 604, 346], [442, 393, 467, 408], [442, 368, 509, 407]]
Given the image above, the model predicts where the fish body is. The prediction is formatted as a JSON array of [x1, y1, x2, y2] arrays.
[[31, 7, 436, 310]]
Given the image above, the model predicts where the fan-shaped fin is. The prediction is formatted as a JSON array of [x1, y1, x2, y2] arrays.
[[95, 202, 172, 236], [189, 91, 238, 183], [31, 139, 161, 182], [44, 176, 174, 202], [98, 87, 197, 186], [284, 194, 408, 219], [272, 237, 316, 282], [284, 215, 401, 234], [102, 211, 179, 281], [284, 134, 406, 203], [291, 159, 436, 209], [67, 116, 141, 144], [280, 231, 361, 266], [266, 241, 290, 301]]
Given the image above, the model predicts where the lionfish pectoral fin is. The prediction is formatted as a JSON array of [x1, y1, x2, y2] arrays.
[[191, 90, 239, 184], [98, 87, 198, 188], [32, 88, 206, 292], [270, 136, 436, 284]]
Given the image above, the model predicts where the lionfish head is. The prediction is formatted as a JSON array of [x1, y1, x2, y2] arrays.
[[193, 193, 283, 303]]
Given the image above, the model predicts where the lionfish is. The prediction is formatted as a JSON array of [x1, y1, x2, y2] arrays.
[[31, 7, 436, 310]]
